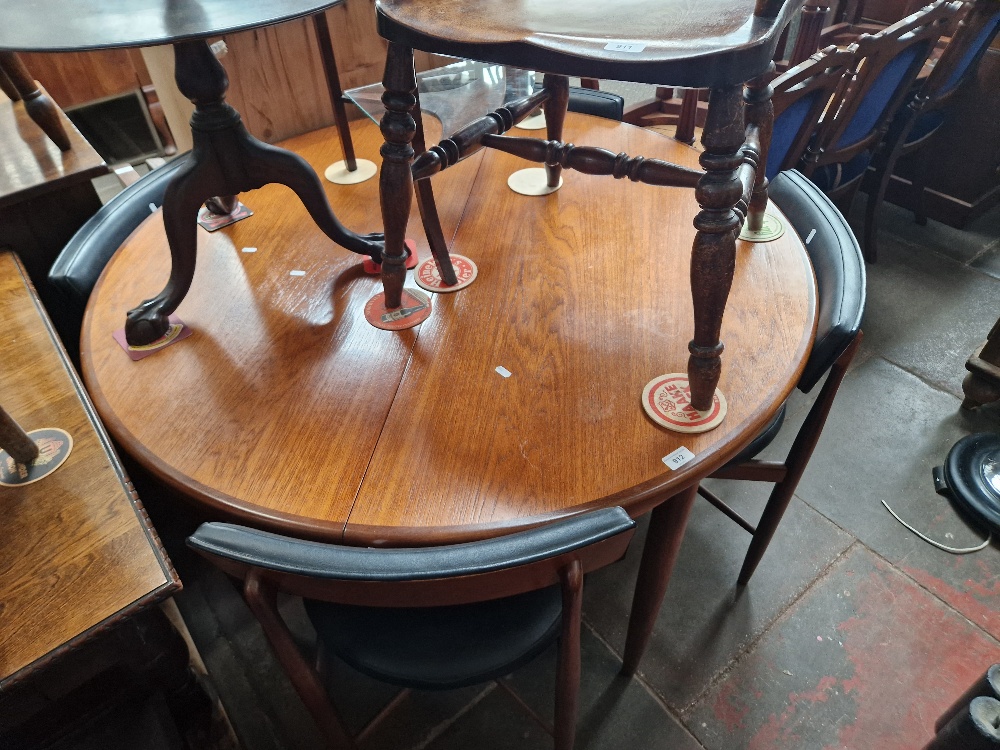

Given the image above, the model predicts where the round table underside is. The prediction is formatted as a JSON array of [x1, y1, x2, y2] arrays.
[[81, 114, 816, 546], [0, 0, 342, 52]]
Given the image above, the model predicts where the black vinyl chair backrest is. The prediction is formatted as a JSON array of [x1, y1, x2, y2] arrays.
[[49, 155, 189, 312], [768, 170, 866, 393], [189, 507, 635, 606]]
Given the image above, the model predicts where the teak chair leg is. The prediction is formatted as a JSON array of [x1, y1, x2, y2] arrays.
[[313, 11, 357, 172], [688, 84, 745, 411], [243, 572, 357, 750], [621, 484, 699, 676], [0, 51, 71, 151], [554, 559, 583, 750], [737, 333, 862, 585], [379, 43, 419, 309], [543, 74, 570, 188]]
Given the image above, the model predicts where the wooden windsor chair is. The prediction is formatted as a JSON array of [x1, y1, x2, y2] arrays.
[[371, 0, 800, 415]]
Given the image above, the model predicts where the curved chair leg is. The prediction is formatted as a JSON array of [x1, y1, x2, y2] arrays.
[[738, 333, 862, 585], [864, 146, 903, 264], [412, 88, 458, 284], [543, 74, 570, 189], [244, 572, 357, 750], [124, 38, 383, 345]]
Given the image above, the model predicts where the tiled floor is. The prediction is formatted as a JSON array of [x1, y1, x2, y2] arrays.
[[151, 142, 1000, 749]]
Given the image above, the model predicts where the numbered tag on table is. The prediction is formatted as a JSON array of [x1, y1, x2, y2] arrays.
[[662, 447, 695, 471]]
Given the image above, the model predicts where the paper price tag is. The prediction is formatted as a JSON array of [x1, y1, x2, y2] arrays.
[[662, 446, 696, 470], [604, 41, 647, 53]]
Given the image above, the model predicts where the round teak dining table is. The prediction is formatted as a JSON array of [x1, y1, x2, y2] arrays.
[[82, 113, 815, 547]]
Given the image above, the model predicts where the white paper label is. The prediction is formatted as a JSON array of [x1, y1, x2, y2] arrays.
[[148, 203, 158, 213], [604, 41, 647, 53], [662, 446, 696, 470], [805, 229, 817, 244], [495, 366, 512, 378], [242, 247, 257, 253], [289, 270, 306, 276]]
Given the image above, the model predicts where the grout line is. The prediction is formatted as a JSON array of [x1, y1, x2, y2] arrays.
[[674, 540, 861, 717], [852, 542, 1000, 647], [577, 620, 710, 749], [495, 679, 556, 736], [405, 683, 496, 750], [870, 354, 966, 401]]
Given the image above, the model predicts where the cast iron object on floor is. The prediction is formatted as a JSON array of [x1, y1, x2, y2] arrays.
[[923, 696, 1000, 749], [936, 664, 1000, 733], [932, 433, 1000, 533]]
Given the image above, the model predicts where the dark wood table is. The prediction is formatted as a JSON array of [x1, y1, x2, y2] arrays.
[[0, 250, 179, 689], [81, 113, 815, 668]]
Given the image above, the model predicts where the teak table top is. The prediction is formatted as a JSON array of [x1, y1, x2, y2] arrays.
[[82, 114, 816, 546], [0, 251, 178, 688]]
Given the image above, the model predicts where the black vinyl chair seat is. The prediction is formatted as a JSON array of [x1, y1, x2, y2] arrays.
[[306, 587, 562, 690], [567, 87, 625, 121], [188, 509, 636, 746]]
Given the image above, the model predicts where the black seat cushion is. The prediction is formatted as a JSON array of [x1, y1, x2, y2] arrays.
[[567, 87, 625, 121], [721, 403, 787, 469], [306, 586, 562, 690], [768, 170, 866, 393]]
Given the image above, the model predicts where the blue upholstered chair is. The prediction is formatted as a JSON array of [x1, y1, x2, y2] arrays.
[[765, 45, 857, 183], [801, 1, 959, 220], [188, 508, 636, 750], [697, 169, 866, 585], [862, 0, 1000, 261]]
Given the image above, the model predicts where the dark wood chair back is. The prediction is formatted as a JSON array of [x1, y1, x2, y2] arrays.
[[189, 508, 636, 749], [803, 0, 959, 194], [766, 45, 857, 180], [919, 0, 1000, 108]]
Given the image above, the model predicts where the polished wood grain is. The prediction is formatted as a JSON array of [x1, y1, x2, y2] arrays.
[[0, 87, 105, 208], [82, 114, 816, 545], [18, 48, 144, 108], [0, 252, 177, 688]]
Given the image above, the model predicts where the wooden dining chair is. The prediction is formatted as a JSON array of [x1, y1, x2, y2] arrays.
[[697, 168, 866, 585], [188, 508, 636, 750], [765, 45, 858, 181], [800, 1, 959, 217], [862, 0, 1000, 260]]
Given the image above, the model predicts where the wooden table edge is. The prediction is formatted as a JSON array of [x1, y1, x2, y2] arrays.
[[3, 253, 182, 688]]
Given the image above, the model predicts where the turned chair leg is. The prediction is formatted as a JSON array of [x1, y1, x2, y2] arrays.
[[543, 74, 570, 189], [688, 84, 745, 412], [0, 51, 71, 151], [378, 43, 419, 309], [745, 66, 775, 233]]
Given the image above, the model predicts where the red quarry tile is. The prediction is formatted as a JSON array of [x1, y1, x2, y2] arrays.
[[688, 546, 1000, 750]]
